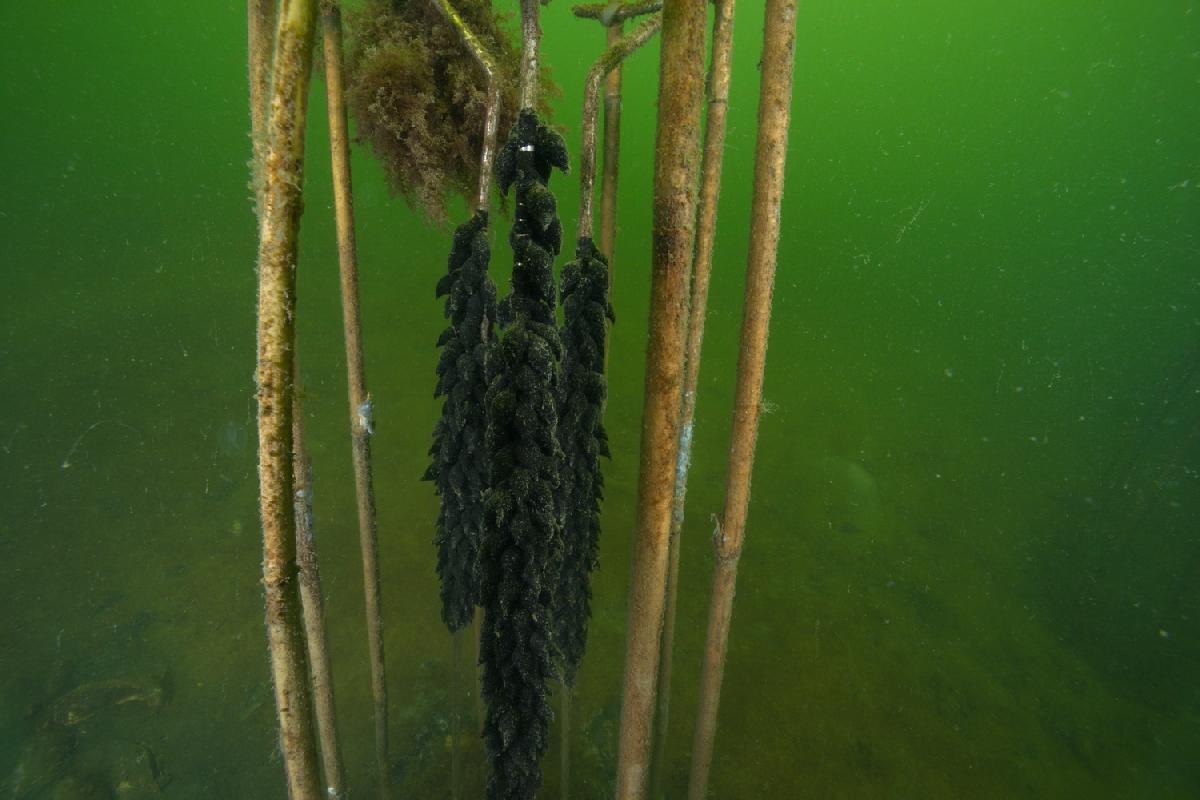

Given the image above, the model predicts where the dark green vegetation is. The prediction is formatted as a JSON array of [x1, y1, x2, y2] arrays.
[[0, 1, 1197, 798], [478, 109, 570, 800], [425, 209, 497, 633], [554, 237, 613, 686]]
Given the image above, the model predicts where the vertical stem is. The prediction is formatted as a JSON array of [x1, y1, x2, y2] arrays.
[[247, 0, 273, 222], [579, 15, 663, 241], [519, 0, 542, 109], [430, 0, 501, 210], [613, 2, 708, 798], [650, 1, 737, 795], [474, 606, 485, 729], [252, 0, 323, 798], [598, 20, 623, 262], [687, 1, 798, 797], [452, 630, 463, 800], [293, 384, 348, 800], [560, 682, 571, 800], [319, 3, 392, 797]]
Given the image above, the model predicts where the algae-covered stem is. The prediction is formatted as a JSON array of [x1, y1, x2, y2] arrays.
[[430, 0, 501, 210], [572, 1, 663, 24], [247, 0, 273, 221], [687, 0, 798, 796], [317, 3, 392, 797], [578, 14, 663, 241], [519, 0, 541, 109], [613, 1, 708, 798], [292, 376, 348, 800], [250, 0, 323, 797], [562, 20, 663, 797], [599, 22, 623, 263], [651, 0, 737, 794], [572, 1, 664, 262]]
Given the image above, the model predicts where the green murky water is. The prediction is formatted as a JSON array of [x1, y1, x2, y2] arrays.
[[2, 1, 1197, 797]]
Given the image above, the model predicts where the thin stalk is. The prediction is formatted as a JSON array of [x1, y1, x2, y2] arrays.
[[318, 4, 391, 797], [452, 630, 463, 800], [252, 0, 323, 798], [560, 682, 571, 800], [558, 23, 660, 800], [430, 0, 501, 210], [650, 0, 736, 795], [293, 383, 348, 800], [474, 607, 485, 729], [579, 15, 663, 241], [599, 21, 623, 264], [248, 0, 273, 221], [613, 2, 708, 798], [519, 0, 542, 109], [686, 0, 798, 796], [572, 1, 663, 24]]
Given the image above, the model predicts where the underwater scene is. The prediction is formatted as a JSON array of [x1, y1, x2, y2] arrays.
[[1, 1, 1197, 798]]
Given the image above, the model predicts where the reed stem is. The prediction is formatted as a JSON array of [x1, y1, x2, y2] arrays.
[[430, 0, 502, 210], [687, 1, 798, 796], [650, 1, 737, 794], [292, 381, 348, 800], [599, 21, 623, 264], [247, 0, 273, 222], [613, 2, 708, 798], [572, 1, 663, 24], [519, 0, 542, 109], [579, 15, 662, 240], [318, 4, 392, 796], [251, 0, 323, 797]]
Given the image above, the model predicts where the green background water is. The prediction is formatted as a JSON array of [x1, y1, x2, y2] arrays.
[[2, 1, 1197, 797]]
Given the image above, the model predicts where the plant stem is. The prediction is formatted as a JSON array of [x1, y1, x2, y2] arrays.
[[292, 379, 348, 800], [613, 2, 708, 798], [579, 15, 662, 241], [561, 681, 571, 800], [599, 21, 623, 264], [650, 0, 737, 794], [251, 0, 323, 797], [430, 0, 502, 211], [519, 0, 542, 109], [318, 3, 392, 797], [572, 1, 664, 24], [247, 0, 273, 221], [687, 1, 798, 796]]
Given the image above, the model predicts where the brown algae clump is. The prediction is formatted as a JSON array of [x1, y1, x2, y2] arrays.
[[345, 0, 547, 224]]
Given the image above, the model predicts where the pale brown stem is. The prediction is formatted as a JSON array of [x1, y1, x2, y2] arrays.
[[430, 0, 501, 210], [579, 14, 662, 241], [519, 0, 541, 109], [572, 1, 663, 24], [248, 0, 273, 221], [318, 3, 391, 797], [687, 0, 798, 796], [613, 2, 708, 798], [253, 1, 323, 798], [292, 384, 348, 800], [452, 630, 463, 800], [560, 681, 571, 800], [473, 606, 485, 729], [598, 21, 623, 264], [648, 505, 681, 799], [649, 0, 737, 794]]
